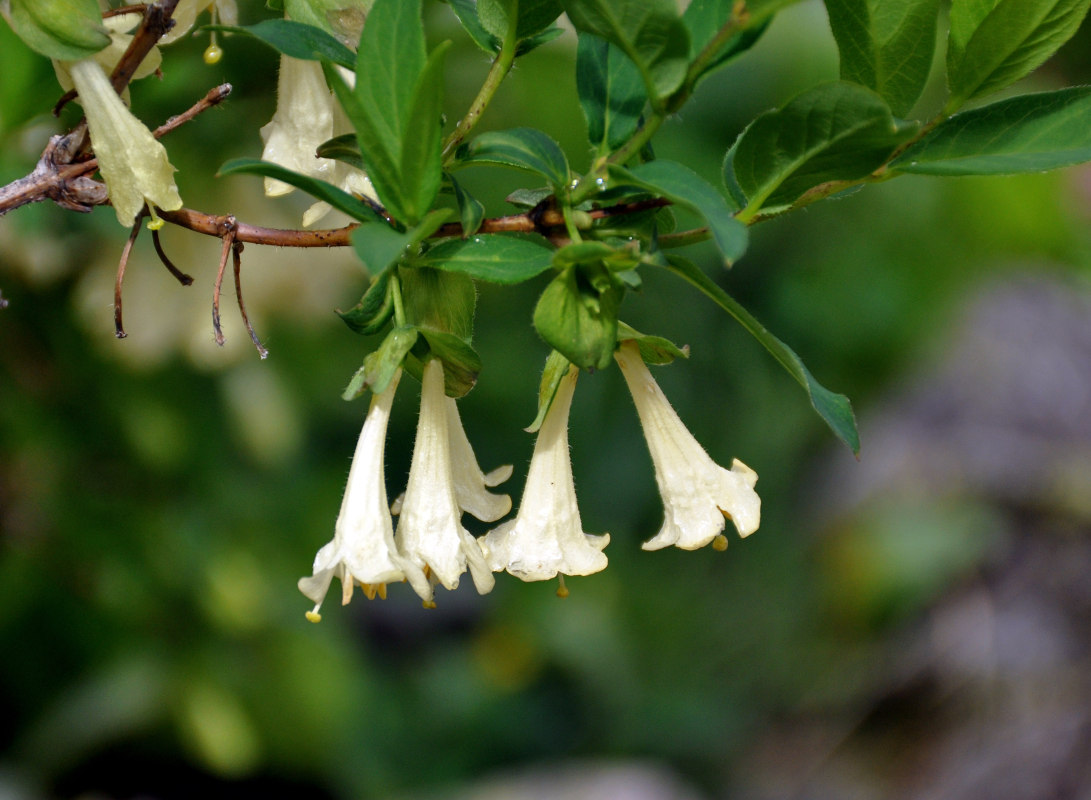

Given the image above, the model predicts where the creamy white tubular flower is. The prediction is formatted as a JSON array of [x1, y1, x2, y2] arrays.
[[446, 396, 513, 522], [614, 340, 760, 551], [479, 365, 609, 580], [396, 360, 495, 602], [65, 59, 182, 227], [259, 55, 336, 197], [298, 370, 425, 621]]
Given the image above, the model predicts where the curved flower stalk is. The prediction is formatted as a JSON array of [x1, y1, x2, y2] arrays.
[[479, 364, 609, 580], [298, 370, 426, 621], [396, 360, 495, 604], [614, 340, 760, 551], [64, 58, 182, 227]]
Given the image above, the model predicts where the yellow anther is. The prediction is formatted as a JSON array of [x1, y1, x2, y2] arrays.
[[376, 583, 387, 600], [203, 43, 223, 65], [556, 575, 569, 598], [422, 599, 437, 609], [145, 206, 165, 230], [712, 534, 728, 551], [305, 610, 322, 623]]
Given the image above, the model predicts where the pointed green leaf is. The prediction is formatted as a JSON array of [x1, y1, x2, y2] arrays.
[[338, 269, 394, 335], [526, 349, 572, 432], [617, 322, 689, 364], [211, 19, 355, 67], [415, 331, 483, 397], [610, 161, 748, 263], [665, 255, 859, 455], [824, 0, 939, 116], [447, 0, 501, 52], [217, 158, 382, 222], [355, 0, 426, 151], [420, 233, 555, 283], [316, 133, 364, 171], [324, 63, 409, 221], [560, 0, 691, 104], [454, 128, 570, 191], [400, 41, 450, 224], [947, 0, 1091, 107], [892, 86, 1091, 175], [478, 0, 564, 39], [284, 0, 370, 43], [450, 175, 486, 236], [343, 325, 418, 399], [683, 0, 773, 84], [576, 33, 647, 153], [351, 223, 412, 275], [730, 81, 917, 218]]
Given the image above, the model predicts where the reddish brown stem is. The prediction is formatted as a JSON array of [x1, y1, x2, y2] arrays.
[[114, 218, 144, 338]]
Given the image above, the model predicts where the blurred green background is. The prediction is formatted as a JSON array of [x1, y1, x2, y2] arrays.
[[4, 3, 1091, 798]]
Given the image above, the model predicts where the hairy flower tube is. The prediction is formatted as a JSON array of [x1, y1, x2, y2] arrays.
[[65, 59, 182, 227], [298, 370, 426, 621], [479, 365, 609, 580], [445, 396, 513, 523], [53, 13, 161, 95], [615, 340, 760, 550], [396, 360, 496, 604]]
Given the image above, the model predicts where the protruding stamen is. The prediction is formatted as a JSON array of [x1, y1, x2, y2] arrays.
[[422, 599, 437, 609], [305, 609, 322, 623], [712, 534, 728, 552], [556, 575, 569, 598]]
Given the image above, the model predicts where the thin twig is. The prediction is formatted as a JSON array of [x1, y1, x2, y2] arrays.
[[151, 227, 193, 285], [232, 242, 268, 359], [114, 217, 144, 338], [211, 217, 237, 346]]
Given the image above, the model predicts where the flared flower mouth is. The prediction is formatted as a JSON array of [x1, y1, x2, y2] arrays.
[[297, 370, 425, 620], [65, 58, 182, 227], [615, 340, 760, 551], [395, 359, 495, 603], [479, 364, 609, 581]]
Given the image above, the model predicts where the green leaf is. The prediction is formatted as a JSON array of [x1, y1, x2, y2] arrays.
[[399, 41, 450, 224], [682, 0, 772, 84], [400, 266, 477, 341], [351, 224, 412, 275], [420, 234, 555, 283], [324, 64, 408, 220], [610, 161, 748, 263], [892, 86, 1091, 174], [560, 0, 691, 104], [454, 128, 570, 191], [343, 325, 418, 399], [533, 264, 622, 370], [947, 0, 1091, 107], [526, 350, 572, 432], [217, 158, 382, 222], [730, 81, 917, 218], [617, 321, 689, 364], [514, 25, 565, 55], [9, 0, 109, 60], [211, 19, 355, 67], [446, 0, 501, 53], [414, 331, 483, 397], [576, 33, 647, 153], [284, 0, 370, 44], [478, 0, 564, 39], [664, 255, 859, 455], [337, 270, 394, 335], [450, 175, 485, 236], [355, 0, 426, 150], [824, 0, 939, 116], [316, 133, 364, 171]]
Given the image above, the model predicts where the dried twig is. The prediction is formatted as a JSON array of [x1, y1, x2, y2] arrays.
[[211, 217, 237, 346], [151, 227, 193, 285], [232, 242, 268, 359], [114, 217, 144, 338]]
